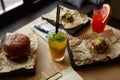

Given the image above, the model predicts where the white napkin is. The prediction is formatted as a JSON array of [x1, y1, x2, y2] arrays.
[[47, 66, 84, 80], [31, 20, 55, 41]]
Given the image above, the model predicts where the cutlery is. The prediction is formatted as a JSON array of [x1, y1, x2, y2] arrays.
[[34, 25, 49, 34]]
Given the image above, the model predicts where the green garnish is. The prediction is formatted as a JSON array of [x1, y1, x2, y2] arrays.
[[53, 34, 65, 41], [47, 32, 66, 41]]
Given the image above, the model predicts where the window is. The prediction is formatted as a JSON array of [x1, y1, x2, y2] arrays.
[[3, 0, 23, 12], [0, 1, 4, 15], [0, 0, 23, 15]]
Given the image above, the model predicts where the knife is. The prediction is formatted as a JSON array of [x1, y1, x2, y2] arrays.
[[34, 25, 49, 34]]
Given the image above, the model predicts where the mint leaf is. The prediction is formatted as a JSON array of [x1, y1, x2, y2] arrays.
[[53, 35, 65, 41], [46, 32, 66, 41]]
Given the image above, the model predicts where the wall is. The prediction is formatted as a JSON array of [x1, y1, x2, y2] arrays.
[[110, 0, 120, 20]]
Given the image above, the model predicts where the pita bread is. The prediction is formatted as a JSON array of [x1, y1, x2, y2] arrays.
[[68, 29, 120, 66], [42, 5, 89, 29]]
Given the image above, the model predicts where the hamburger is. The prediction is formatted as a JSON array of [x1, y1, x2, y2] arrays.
[[3, 33, 30, 60]]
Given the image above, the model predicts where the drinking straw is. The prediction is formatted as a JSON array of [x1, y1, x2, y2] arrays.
[[56, 4, 60, 34], [97, 0, 101, 9], [97, 0, 99, 8], [99, 0, 102, 8]]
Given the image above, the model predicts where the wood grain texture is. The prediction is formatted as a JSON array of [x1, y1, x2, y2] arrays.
[[1, 17, 120, 80]]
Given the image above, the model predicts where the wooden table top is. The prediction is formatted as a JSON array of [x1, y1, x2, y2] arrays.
[[2, 17, 120, 80]]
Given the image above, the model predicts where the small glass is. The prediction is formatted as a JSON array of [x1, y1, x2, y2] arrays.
[[47, 29, 67, 62]]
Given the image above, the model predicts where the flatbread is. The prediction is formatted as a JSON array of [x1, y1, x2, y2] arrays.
[[42, 5, 89, 29], [68, 29, 120, 66]]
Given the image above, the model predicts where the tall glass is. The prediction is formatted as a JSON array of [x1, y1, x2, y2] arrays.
[[92, 8, 107, 33], [47, 29, 67, 62]]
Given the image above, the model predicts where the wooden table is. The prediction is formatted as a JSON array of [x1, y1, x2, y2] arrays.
[[2, 17, 120, 80]]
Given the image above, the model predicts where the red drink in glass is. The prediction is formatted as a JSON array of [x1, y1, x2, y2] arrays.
[[92, 4, 111, 33], [92, 8, 107, 33]]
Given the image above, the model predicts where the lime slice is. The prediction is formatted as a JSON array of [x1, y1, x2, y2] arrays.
[[50, 40, 67, 50]]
